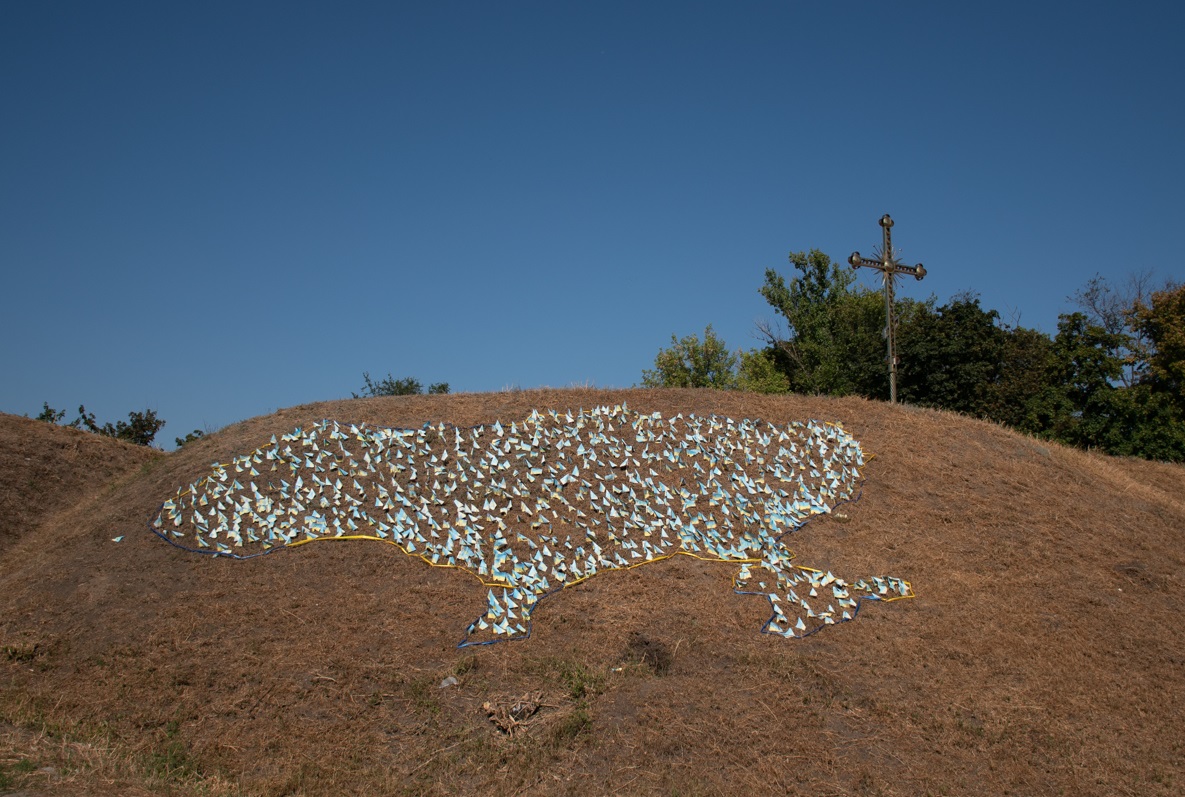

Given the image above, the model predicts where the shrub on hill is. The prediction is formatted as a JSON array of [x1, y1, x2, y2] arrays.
[[640, 326, 789, 394], [35, 403, 165, 447], [175, 429, 205, 448], [353, 372, 450, 398]]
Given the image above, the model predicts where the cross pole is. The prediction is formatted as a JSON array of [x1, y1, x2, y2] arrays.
[[848, 214, 927, 404]]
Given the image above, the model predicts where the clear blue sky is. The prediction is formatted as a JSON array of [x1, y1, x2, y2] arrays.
[[3, 2, 1183, 445]]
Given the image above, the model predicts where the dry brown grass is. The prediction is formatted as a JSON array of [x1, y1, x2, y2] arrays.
[[0, 414, 157, 556], [2, 387, 1183, 796]]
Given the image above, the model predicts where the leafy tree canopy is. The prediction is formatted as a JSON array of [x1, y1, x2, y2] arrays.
[[640, 326, 790, 394], [757, 249, 898, 398], [1130, 282, 1185, 400], [175, 429, 205, 448], [641, 325, 737, 389], [35, 403, 166, 447]]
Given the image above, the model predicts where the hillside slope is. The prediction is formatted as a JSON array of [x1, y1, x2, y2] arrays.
[[0, 413, 158, 555], [2, 388, 1183, 796]]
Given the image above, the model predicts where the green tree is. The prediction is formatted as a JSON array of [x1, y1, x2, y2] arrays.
[[1110, 282, 1185, 461], [641, 326, 738, 389], [354, 373, 451, 398], [175, 429, 205, 448], [757, 249, 892, 398], [1130, 282, 1185, 401], [1042, 312, 1127, 450], [736, 348, 791, 394], [1088, 383, 1185, 461], [896, 294, 1006, 416], [1006, 282, 1185, 461], [72, 405, 166, 447], [35, 403, 66, 423], [1071, 272, 1161, 387], [985, 325, 1066, 436]]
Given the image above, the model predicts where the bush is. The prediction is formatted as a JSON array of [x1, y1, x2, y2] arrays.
[[73, 405, 166, 447], [35, 402, 66, 423], [641, 325, 738, 389], [353, 372, 451, 398], [175, 429, 205, 448], [35, 403, 165, 447]]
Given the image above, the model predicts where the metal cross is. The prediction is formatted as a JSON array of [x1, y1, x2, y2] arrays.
[[848, 214, 927, 404]]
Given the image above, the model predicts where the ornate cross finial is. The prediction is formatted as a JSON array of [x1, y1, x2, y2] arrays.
[[848, 215, 927, 404]]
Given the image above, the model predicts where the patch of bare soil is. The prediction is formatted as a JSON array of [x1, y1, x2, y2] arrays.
[[1, 388, 1183, 796]]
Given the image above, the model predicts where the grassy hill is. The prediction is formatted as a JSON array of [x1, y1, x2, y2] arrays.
[[2, 388, 1183, 796]]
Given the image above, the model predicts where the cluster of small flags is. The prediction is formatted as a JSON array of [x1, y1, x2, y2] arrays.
[[733, 564, 911, 636], [152, 404, 912, 643]]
